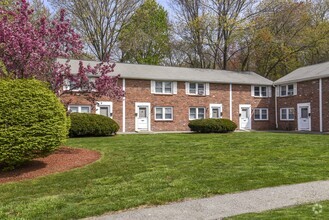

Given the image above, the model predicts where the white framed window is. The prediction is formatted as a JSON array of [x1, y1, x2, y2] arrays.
[[189, 107, 205, 120], [186, 82, 210, 96], [151, 81, 177, 94], [254, 108, 268, 120], [251, 86, 271, 97], [278, 84, 297, 97], [68, 105, 91, 113], [210, 104, 222, 118], [155, 107, 173, 121], [280, 108, 295, 120], [63, 78, 95, 91]]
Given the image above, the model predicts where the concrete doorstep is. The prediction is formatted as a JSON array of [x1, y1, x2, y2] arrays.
[[86, 180, 329, 220]]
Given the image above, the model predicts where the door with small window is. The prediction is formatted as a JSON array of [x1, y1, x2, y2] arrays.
[[96, 101, 113, 118], [239, 104, 251, 130], [135, 102, 151, 131], [210, 104, 222, 118], [297, 103, 311, 131]]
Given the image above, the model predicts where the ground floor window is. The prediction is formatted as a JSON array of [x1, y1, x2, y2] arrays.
[[254, 108, 268, 120], [280, 108, 294, 120], [189, 107, 205, 120], [155, 107, 173, 121], [68, 105, 91, 113]]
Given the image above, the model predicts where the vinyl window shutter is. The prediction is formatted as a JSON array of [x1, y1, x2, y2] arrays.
[[251, 85, 255, 97], [293, 83, 298, 96], [151, 81, 155, 94], [268, 86, 272, 97], [173, 82, 178, 94], [185, 82, 189, 94], [276, 86, 280, 97], [205, 83, 210, 95]]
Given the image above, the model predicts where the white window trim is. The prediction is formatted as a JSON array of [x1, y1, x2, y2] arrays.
[[251, 85, 271, 98], [96, 101, 113, 118], [209, 104, 223, 118], [280, 108, 295, 121], [151, 81, 177, 95], [189, 107, 206, 120], [154, 107, 174, 121], [278, 84, 297, 97], [68, 105, 91, 113], [254, 108, 269, 121], [186, 82, 210, 96]]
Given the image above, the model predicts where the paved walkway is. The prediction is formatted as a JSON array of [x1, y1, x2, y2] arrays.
[[87, 180, 329, 220]]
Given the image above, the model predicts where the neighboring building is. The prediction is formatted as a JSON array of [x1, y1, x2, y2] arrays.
[[59, 59, 275, 132], [274, 62, 329, 132]]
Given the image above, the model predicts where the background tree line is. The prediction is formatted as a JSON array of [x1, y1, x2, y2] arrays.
[[45, 0, 329, 80]]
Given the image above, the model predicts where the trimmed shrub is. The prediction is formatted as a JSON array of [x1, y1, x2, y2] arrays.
[[188, 118, 237, 133], [0, 79, 69, 170], [69, 113, 119, 137]]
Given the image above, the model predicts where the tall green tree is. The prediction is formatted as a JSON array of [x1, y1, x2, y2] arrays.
[[119, 0, 170, 65]]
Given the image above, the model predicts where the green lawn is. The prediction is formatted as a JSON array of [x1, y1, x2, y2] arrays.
[[227, 201, 328, 219], [1, 132, 329, 219]]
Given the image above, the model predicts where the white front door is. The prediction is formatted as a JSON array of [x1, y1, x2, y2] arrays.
[[135, 102, 151, 131], [239, 104, 251, 130], [298, 103, 311, 131], [96, 101, 113, 118]]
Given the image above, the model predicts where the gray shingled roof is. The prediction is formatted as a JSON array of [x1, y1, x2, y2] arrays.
[[274, 62, 329, 85], [57, 58, 273, 86]]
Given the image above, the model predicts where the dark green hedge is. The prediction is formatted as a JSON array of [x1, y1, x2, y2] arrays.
[[69, 113, 119, 137], [188, 118, 237, 133], [0, 79, 69, 170]]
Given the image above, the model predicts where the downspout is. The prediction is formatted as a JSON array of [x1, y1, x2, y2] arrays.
[[319, 78, 323, 132], [274, 85, 278, 129], [230, 83, 233, 120], [122, 78, 126, 133]]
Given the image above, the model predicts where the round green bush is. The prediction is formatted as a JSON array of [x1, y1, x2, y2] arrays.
[[69, 113, 119, 137], [188, 118, 237, 133], [0, 79, 69, 170]]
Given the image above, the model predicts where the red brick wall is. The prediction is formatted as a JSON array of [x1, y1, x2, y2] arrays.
[[321, 78, 329, 132], [277, 79, 321, 131]]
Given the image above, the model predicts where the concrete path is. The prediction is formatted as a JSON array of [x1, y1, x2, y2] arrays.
[[87, 180, 329, 220]]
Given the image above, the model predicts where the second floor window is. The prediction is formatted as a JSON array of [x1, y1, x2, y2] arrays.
[[252, 86, 271, 97], [155, 81, 173, 94], [186, 82, 209, 95], [279, 84, 295, 96]]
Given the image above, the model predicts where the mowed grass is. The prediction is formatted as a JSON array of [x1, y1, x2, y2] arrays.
[[227, 201, 329, 219], [1, 132, 329, 219]]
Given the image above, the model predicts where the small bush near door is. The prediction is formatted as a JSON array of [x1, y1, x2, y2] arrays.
[[0, 79, 69, 170], [69, 113, 119, 137], [188, 118, 237, 133]]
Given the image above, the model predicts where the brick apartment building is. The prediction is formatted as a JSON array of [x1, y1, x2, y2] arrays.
[[59, 59, 329, 133]]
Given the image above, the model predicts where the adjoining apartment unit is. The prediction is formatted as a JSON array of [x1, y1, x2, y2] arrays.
[[59, 59, 329, 133], [274, 62, 329, 132]]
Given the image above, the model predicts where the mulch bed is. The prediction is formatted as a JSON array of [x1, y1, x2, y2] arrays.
[[0, 147, 101, 184]]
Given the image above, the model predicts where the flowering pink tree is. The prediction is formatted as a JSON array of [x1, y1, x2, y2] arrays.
[[0, 0, 124, 105]]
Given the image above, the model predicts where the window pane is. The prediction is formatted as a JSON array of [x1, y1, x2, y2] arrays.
[[155, 108, 163, 119], [255, 109, 260, 119], [189, 83, 196, 94], [139, 108, 147, 118], [289, 109, 294, 119], [301, 108, 308, 118], [100, 107, 109, 116], [281, 109, 287, 119], [81, 107, 90, 113], [70, 80, 77, 90], [262, 109, 267, 119], [281, 86, 286, 96], [164, 82, 172, 93], [70, 107, 79, 113], [198, 83, 205, 95], [190, 108, 196, 119], [261, 87, 267, 97], [198, 108, 205, 119], [212, 108, 219, 118], [165, 108, 172, 119], [254, 87, 260, 96], [288, 84, 294, 95], [155, 82, 163, 93]]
